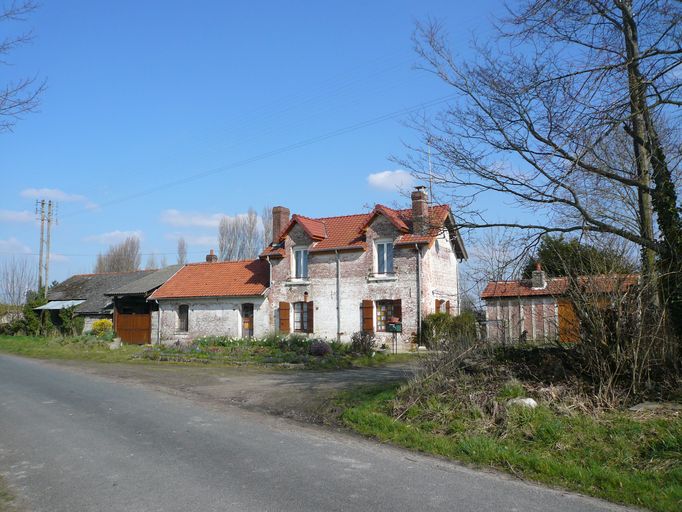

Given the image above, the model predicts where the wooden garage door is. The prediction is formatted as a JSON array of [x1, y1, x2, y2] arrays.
[[116, 313, 151, 344], [558, 300, 580, 343]]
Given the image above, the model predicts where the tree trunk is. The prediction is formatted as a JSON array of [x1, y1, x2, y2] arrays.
[[618, 0, 658, 306]]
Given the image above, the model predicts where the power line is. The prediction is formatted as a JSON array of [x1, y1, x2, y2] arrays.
[[61, 93, 455, 219]]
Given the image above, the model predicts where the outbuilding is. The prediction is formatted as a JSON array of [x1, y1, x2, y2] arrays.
[[148, 256, 270, 344]]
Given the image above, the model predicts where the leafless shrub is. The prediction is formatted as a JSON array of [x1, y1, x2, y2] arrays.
[[566, 274, 679, 406]]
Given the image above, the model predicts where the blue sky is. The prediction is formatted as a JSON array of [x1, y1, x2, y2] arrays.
[[1, 0, 502, 282]]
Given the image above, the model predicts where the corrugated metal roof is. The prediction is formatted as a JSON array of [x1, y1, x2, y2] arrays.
[[34, 300, 85, 310], [47, 270, 155, 314], [106, 265, 183, 296]]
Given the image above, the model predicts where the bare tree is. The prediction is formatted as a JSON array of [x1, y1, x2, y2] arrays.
[[0, 1, 45, 133], [261, 205, 273, 248], [218, 207, 268, 261], [242, 208, 260, 260], [218, 216, 241, 261], [145, 252, 158, 270], [404, 1, 682, 332], [94, 236, 141, 273], [177, 237, 187, 265], [159, 254, 168, 268], [0, 256, 37, 304], [461, 228, 528, 304]]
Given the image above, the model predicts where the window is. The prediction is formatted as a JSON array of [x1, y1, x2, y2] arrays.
[[375, 300, 400, 332], [376, 241, 394, 274], [178, 304, 189, 332], [293, 302, 308, 332], [294, 248, 309, 279]]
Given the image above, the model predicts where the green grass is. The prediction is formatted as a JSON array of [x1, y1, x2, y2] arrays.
[[0, 475, 19, 512], [0, 335, 144, 363], [0, 335, 416, 369], [334, 384, 682, 512]]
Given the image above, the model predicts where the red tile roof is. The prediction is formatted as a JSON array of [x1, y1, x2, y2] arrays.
[[260, 204, 462, 257], [481, 274, 639, 299], [149, 260, 269, 299]]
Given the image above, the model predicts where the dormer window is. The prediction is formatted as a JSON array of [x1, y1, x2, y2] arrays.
[[376, 240, 394, 274], [293, 247, 309, 279]]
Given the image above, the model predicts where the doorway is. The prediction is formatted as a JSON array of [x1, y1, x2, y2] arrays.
[[242, 303, 254, 338]]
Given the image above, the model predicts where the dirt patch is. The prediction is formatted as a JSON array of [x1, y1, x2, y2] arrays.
[[46, 359, 415, 421]]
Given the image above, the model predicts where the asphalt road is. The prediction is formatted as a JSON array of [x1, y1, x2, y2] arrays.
[[0, 355, 631, 512]]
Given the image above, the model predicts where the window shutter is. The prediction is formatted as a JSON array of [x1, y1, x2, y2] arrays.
[[279, 302, 290, 333], [435, 299, 442, 313], [307, 301, 314, 333], [362, 300, 374, 333], [446, 301, 451, 315], [393, 299, 402, 321]]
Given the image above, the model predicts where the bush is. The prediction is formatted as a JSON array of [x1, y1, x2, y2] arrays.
[[421, 311, 478, 349], [277, 334, 311, 354], [59, 306, 85, 337], [350, 331, 376, 355], [309, 340, 331, 357], [91, 319, 113, 337]]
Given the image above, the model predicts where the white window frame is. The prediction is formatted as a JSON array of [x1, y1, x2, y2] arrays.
[[292, 246, 309, 279], [293, 302, 309, 333], [375, 240, 394, 275]]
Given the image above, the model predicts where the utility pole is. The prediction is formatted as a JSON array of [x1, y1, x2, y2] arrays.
[[44, 200, 54, 297], [36, 199, 46, 290]]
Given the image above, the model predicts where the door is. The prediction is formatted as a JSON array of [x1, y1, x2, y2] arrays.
[[558, 300, 580, 343], [115, 312, 151, 344], [242, 303, 254, 338]]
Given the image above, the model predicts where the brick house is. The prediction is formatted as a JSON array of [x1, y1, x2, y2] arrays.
[[149, 187, 466, 349], [261, 186, 466, 350], [481, 265, 639, 344]]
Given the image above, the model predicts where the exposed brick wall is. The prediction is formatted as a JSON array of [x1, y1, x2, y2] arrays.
[[155, 297, 270, 344], [484, 297, 558, 343]]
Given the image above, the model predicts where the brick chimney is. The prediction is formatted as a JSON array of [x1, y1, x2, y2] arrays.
[[411, 186, 429, 235], [272, 206, 290, 244], [531, 262, 546, 289], [205, 249, 218, 263]]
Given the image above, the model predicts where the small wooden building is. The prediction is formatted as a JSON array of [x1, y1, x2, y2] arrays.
[[106, 265, 182, 344], [481, 266, 638, 344]]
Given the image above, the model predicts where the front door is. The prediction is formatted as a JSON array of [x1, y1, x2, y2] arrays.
[[242, 303, 254, 338]]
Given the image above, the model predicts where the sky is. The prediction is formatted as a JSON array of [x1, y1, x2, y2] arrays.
[[1, 0, 504, 284]]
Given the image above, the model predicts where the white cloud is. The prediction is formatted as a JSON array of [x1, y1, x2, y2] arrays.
[[85, 230, 143, 245], [20, 187, 98, 210], [49, 252, 69, 263], [0, 237, 32, 254], [367, 170, 415, 191], [160, 209, 226, 228], [0, 209, 34, 223], [164, 232, 217, 247]]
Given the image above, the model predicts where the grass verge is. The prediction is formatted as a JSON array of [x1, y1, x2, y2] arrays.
[[332, 383, 682, 512], [0, 335, 416, 369]]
